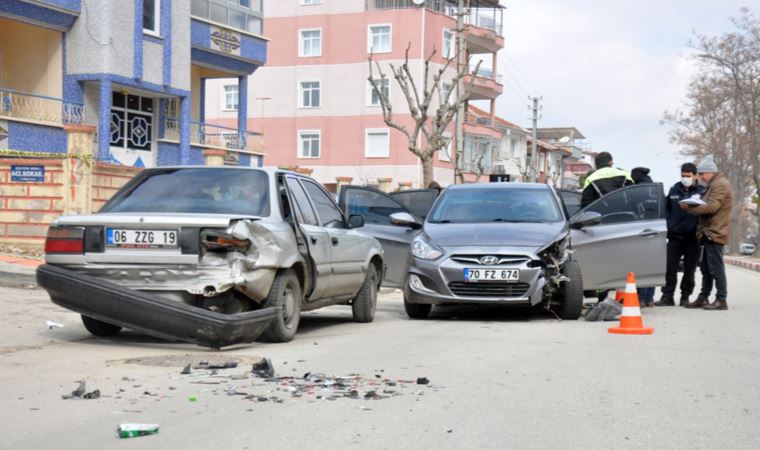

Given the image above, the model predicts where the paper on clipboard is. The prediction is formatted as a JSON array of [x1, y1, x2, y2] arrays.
[[679, 195, 705, 206]]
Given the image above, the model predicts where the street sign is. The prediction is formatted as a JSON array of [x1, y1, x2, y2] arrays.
[[11, 165, 45, 182], [489, 174, 510, 183]]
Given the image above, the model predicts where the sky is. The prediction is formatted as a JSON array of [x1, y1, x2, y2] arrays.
[[489, 0, 752, 186]]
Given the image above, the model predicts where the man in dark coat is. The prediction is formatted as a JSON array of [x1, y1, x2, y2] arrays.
[[655, 163, 704, 306]]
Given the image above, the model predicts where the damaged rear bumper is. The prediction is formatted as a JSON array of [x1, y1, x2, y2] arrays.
[[36, 264, 278, 348]]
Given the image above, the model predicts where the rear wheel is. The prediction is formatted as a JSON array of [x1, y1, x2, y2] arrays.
[[260, 269, 302, 343], [404, 295, 432, 319], [81, 315, 122, 337], [352, 265, 379, 323], [556, 259, 584, 320]]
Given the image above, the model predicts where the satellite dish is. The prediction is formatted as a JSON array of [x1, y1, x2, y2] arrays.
[[558, 136, 571, 143], [412, 0, 425, 4]]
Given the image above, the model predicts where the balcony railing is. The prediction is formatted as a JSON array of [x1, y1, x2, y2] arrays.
[[464, 112, 493, 126], [191, 0, 263, 35], [0, 88, 85, 127], [468, 67, 503, 83], [366, 0, 502, 35], [163, 118, 265, 154]]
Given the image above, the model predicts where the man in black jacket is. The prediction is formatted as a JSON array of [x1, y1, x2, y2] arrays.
[[655, 163, 704, 306], [581, 152, 634, 207]]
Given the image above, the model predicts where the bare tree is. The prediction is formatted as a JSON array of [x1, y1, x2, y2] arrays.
[[368, 45, 480, 187], [663, 8, 760, 252]]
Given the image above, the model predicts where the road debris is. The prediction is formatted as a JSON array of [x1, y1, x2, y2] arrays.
[[416, 377, 430, 385], [117, 423, 159, 439], [45, 320, 64, 330], [252, 357, 275, 378], [180, 364, 191, 375], [61, 381, 100, 400]]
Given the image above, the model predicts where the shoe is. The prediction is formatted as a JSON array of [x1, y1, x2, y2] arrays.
[[703, 299, 728, 310], [685, 295, 709, 309], [654, 294, 675, 306], [643, 301, 654, 308], [679, 295, 690, 307]]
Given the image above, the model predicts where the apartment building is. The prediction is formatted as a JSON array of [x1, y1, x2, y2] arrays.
[[205, 0, 504, 189], [0, 0, 268, 167]]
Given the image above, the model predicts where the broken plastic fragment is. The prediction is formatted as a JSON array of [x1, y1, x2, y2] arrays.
[[45, 320, 63, 330], [416, 377, 430, 385], [252, 358, 275, 378]]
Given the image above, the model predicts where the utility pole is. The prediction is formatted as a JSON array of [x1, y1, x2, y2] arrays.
[[454, 0, 465, 184], [528, 96, 542, 182]]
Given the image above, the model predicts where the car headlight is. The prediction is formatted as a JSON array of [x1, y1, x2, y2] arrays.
[[411, 236, 443, 260]]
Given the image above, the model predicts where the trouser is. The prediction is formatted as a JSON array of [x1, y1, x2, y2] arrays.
[[662, 237, 700, 297], [637, 287, 655, 302], [699, 238, 727, 300]]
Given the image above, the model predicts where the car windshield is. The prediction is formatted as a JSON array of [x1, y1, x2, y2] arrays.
[[427, 187, 562, 223], [101, 168, 270, 216]]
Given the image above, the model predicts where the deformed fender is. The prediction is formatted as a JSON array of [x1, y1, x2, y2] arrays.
[[36, 264, 278, 348]]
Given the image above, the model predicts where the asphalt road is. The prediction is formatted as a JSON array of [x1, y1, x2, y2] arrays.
[[1, 265, 759, 449]]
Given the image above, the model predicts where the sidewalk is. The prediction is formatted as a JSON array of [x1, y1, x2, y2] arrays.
[[0, 254, 43, 289], [724, 256, 760, 273]]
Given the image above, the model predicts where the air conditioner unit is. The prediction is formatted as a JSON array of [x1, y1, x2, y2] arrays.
[[493, 164, 506, 174]]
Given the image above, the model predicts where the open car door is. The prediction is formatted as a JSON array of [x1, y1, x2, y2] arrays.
[[338, 186, 424, 288], [389, 189, 439, 220], [556, 188, 582, 218], [570, 183, 667, 290]]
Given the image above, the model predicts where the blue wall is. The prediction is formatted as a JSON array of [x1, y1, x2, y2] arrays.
[[190, 19, 267, 74], [7, 122, 68, 153], [0, 0, 78, 30]]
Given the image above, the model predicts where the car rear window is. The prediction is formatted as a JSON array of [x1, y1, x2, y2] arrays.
[[101, 168, 270, 216], [428, 187, 562, 223]]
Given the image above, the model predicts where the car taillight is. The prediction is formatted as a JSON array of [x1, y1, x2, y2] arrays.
[[45, 227, 85, 254]]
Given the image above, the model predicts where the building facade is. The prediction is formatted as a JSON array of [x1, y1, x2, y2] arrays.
[[0, 0, 268, 167], [205, 0, 504, 190]]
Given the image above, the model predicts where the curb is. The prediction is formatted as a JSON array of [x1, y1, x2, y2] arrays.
[[0, 254, 44, 268], [724, 256, 760, 273]]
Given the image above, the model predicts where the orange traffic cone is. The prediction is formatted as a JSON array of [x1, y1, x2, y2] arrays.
[[608, 272, 654, 335], [614, 288, 625, 303]]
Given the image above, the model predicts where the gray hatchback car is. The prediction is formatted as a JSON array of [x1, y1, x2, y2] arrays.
[[340, 182, 666, 320]]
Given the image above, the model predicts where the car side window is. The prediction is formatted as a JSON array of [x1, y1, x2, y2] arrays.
[[558, 190, 582, 218], [345, 188, 408, 225], [585, 185, 662, 224], [285, 178, 318, 226], [302, 180, 346, 228]]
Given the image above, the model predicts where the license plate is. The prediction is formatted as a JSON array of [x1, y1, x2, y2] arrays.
[[464, 268, 520, 282], [106, 228, 178, 249]]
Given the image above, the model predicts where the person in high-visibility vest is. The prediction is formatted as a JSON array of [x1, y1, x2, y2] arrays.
[[581, 152, 634, 208]]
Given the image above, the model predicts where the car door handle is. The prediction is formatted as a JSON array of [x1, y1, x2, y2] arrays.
[[310, 236, 318, 244], [638, 229, 659, 238], [331, 236, 339, 246]]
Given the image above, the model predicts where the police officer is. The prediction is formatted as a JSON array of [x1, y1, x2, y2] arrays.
[[655, 163, 703, 306], [581, 152, 634, 207]]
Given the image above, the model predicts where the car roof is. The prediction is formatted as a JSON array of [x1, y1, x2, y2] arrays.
[[445, 182, 553, 191], [141, 166, 306, 177]]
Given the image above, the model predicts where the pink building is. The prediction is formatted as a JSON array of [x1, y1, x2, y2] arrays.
[[205, 0, 504, 190]]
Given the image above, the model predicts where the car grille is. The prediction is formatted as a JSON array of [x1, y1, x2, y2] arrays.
[[450, 255, 530, 265], [448, 282, 531, 298]]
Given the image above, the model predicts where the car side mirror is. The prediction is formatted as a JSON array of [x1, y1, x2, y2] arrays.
[[348, 214, 364, 229], [390, 212, 422, 229], [570, 211, 602, 229]]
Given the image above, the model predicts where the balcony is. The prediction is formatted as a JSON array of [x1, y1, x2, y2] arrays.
[[464, 73, 503, 100], [191, 0, 263, 35], [463, 111, 501, 139], [0, 0, 80, 30], [163, 118, 265, 155], [0, 88, 84, 127]]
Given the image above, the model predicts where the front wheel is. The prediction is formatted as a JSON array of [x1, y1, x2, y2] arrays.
[[352, 265, 379, 323], [404, 296, 432, 319], [81, 315, 122, 337], [556, 259, 584, 320], [259, 269, 302, 343]]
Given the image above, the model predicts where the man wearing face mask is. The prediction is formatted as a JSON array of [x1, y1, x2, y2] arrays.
[[655, 163, 704, 306], [680, 156, 733, 310]]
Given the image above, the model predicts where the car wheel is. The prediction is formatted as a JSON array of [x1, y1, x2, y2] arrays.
[[81, 315, 122, 337], [260, 269, 302, 343], [557, 259, 584, 320], [404, 295, 432, 319], [352, 265, 379, 323]]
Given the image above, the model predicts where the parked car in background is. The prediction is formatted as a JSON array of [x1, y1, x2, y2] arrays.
[[740, 242, 756, 256], [36, 167, 383, 348], [339, 182, 667, 320]]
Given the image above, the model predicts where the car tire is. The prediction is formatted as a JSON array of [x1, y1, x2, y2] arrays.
[[404, 296, 432, 319], [260, 269, 302, 343], [557, 259, 584, 320], [81, 314, 122, 337], [352, 265, 379, 323]]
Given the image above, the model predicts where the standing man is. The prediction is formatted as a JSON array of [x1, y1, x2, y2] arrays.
[[581, 152, 634, 207], [680, 157, 733, 310], [655, 163, 704, 306]]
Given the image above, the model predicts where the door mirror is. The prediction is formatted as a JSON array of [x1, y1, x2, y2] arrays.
[[570, 211, 602, 229], [389, 212, 422, 229], [348, 214, 364, 229]]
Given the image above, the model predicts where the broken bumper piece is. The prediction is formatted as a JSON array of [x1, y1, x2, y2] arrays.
[[36, 264, 278, 348]]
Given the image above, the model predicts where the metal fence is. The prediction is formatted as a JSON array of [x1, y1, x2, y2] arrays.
[[163, 117, 265, 154], [365, 0, 502, 34], [0, 88, 85, 126]]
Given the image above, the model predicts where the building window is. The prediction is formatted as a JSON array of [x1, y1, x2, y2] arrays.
[[365, 129, 390, 158], [440, 82, 452, 105], [300, 0, 322, 4], [440, 133, 452, 162], [300, 81, 321, 108], [368, 78, 389, 106], [368, 25, 392, 53], [299, 130, 321, 158], [143, 0, 160, 35], [443, 29, 454, 59], [223, 84, 238, 111], [191, 0, 263, 34], [510, 138, 517, 158], [111, 92, 154, 151], [299, 29, 322, 57]]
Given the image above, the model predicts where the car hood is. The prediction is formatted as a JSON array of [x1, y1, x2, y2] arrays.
[[424, 222, 567, 248]]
